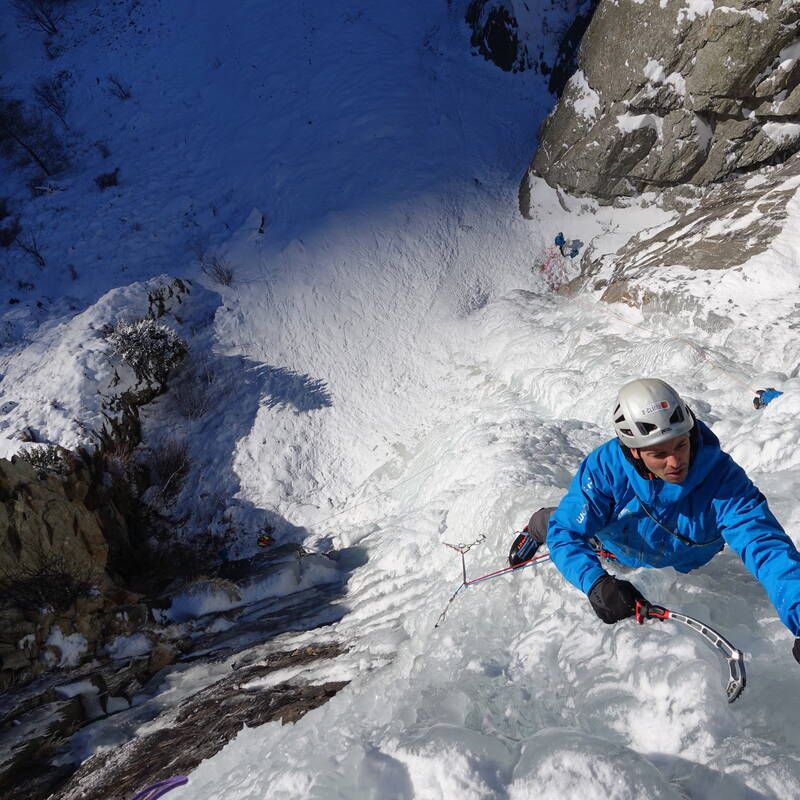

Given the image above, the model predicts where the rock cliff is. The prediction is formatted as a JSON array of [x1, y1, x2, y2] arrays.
[[530, 0, 800, 199], [0, 458, 109, 584], [0, 455, 135, 687]]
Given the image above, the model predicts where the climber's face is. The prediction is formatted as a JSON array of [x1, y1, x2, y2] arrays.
[[631, 433, 691, 484]]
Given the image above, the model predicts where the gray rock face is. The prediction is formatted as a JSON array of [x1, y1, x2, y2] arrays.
[[559, 152, 800, 311], [54, 645, 347, 800], [0, 458, 109, 581], [530, 0, 800, 199]]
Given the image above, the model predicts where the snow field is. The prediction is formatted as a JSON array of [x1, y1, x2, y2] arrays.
[[187, 272, 800, 797]]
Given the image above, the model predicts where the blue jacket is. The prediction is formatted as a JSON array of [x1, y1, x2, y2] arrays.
[[547, 421, 800, 636]]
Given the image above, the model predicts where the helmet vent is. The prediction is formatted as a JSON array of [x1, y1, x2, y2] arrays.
[[614, 414, 626, 424], [669, 406, 684, 424], [636, 421, 657, 436]]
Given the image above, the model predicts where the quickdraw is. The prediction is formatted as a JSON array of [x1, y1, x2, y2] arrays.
[[635, 600, 746, 703], [434, 534, 550, 627]]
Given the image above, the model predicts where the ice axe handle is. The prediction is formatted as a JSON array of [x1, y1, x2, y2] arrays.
[[634, 600, 671, 625]]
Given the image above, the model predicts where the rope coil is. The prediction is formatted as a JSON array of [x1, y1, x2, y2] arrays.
[[129, 776, 188, 800]]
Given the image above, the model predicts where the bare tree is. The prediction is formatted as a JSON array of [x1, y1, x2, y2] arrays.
[[14, 230, 46, 268], [148, 438, 191, 505], [33, 72, 70, 128], [0, 95, 68, 176], [173, 360, 218, 419], [13, 0, 64, 36], [107, 74, 132, 100], [200, 254, 234, 286]]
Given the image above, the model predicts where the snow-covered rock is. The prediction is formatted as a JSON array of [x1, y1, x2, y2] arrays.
[[530, 0, 800, 197]]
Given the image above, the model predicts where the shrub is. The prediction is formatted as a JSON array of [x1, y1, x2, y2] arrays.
[[107, 74, 132, 100], [108, 318, 187, 390], [95, 167, 119, 190], [13, 0, 65, 36], [147, 438, 190, 505], [0, 549, 97, 613], [17, 443, 71, 474], [172, 361, 217, 419], [13, 230, 46, 267], [95, 408, 140, 463], [33, 71, 70, 128], [0, 94, 68, 176], [200, 254, 234, 286], [77, 402, 144, 502]]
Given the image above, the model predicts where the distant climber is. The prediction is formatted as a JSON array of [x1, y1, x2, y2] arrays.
[[753, 388, 783, 410], [554, 231, 582, 258], [508, 377, 800, 664]]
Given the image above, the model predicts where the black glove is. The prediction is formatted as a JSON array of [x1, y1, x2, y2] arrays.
[[508, 527, 541, 566], [793, 638, 800, 665], [588, 574, 646, 624]]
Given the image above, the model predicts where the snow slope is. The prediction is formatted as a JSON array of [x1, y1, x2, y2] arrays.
[[3, 1, 800, 798]]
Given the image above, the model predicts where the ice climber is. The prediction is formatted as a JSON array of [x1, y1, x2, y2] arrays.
[[753, 387, 784, 410], [508, 377, 800, 663]]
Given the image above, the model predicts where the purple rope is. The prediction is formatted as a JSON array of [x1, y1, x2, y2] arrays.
[[129, 776, 188, 800]]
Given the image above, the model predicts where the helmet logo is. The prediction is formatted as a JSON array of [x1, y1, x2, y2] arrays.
[[641, 400, 670, 415]]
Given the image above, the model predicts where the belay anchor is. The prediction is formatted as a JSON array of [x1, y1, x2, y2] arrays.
[[434, 533, 550, 627]]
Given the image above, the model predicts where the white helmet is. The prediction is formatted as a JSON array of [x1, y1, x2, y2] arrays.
[[613, 378, 694, 449]]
